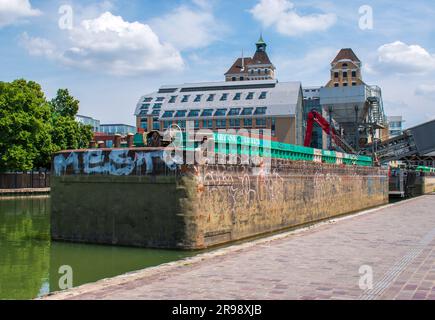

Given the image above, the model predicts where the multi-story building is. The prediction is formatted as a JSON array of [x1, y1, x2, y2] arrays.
[[134, 37, 304, 145], [388, 116, 404, 138], [75, 115, 101, 132], [325, 48, 364, 88], [224, 35, 276, 82], [320, 48, 387, 150], [99, 124, 136, 135], [135, 80, 304, 145]]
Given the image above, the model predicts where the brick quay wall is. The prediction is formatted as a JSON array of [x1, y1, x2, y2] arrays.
[[51, 148, 389, 249]]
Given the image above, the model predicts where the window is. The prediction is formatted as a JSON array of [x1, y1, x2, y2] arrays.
[[343, 83, 348, 87], [156, 97, 165, 102], [240, 77, 244, 81], [232, 77, 236, 81], [194, 120, 200, 129], [175, 110, 187, 117], [256, 118, 266, 127], [242, 108, 254, 115], [181, 95, 190, 103], [202, 120, 213, 128], [254, 107, 267, 115], [141, 121, 148, 131], [151, 109, 160, 116], [352, 71, 356, 78], [141, 103, 150, 110], [143, 97, 153, 102], [162, 111, 174, 118], [352, 82, 357, 86], [229, 119, 240, 128], [246, 92, 255, 100], [216, 119, 226, 128], [228, 108, 241, 116], [334, 83, 339, 87], [342, 63, 348, 68], [343, 71, 348, 78], [214, 109, 227, 116], [233, 93, 242, 101], [259, 92, 267, 99], [334, 72, 339, 78], [244, 118, 253, 127], [139, 110, 148, 116], [201, 109, 213, 117], [188, 109, 201, 117], [207, 94, 215, 102], [169, 96, 177, 103], [220, 93, 229, 101], [177, 120, 186, 129], [153, 118, 160, 130], [194, 95, 202, 102], [163, 121, 172, 129], [153, 103, 162, 109], [271, 118, 276, 136]]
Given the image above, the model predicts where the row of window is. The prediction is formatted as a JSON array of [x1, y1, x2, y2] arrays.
[[144, 118, 268, 131], [334, 82, 358, 87], [157, 107, 268, 119], [334, 71, 357, 78], [142, 91, 268, 105]]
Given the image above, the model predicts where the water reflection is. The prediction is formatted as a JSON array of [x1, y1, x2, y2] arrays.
[[0, 197, 193, 300]]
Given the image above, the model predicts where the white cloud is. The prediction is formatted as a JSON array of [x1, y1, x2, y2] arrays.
[[150, 2, 222, 50], [0, 0, 41, 27], [22, 12, 184, 76], [19, 32, 57, 58], [249, 0, 336, 36], [377, 41, 435, 74], [415, 84, 435, 96]]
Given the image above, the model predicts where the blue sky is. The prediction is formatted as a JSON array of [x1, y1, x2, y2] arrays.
[[1, 0, 435, 127]]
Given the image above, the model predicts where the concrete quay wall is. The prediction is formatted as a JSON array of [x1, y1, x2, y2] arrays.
[[51, 149, 388, 249]]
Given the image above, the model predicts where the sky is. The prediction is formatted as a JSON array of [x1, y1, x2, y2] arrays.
[[1, 0, 435, 128]]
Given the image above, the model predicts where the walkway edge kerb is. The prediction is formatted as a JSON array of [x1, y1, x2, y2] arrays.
[[39, 196, 423, 300]]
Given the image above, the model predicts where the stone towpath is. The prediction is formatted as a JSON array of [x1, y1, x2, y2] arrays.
[[43, 195, 435, 300]]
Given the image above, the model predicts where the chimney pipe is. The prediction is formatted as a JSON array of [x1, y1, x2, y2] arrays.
[[113, 134, 121, 148], [127, 133, 135, 148]]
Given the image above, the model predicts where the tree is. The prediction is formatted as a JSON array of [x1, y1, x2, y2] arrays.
[[0, 80, 54, 172], [0, 80, 94, 172], [50, 89, 79, 118], [50, 89, 93, 152]]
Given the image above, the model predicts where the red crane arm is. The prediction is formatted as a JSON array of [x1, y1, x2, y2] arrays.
[[304, 110, 339, 147]]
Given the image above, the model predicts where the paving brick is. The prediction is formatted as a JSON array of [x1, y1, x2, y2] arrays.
[[43, 195, 435, 301]]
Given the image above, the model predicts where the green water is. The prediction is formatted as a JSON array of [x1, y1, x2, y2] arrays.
[[0, 197, 194, 300]]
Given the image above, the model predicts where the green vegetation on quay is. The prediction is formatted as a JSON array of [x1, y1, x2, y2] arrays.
[[0, 79, 93, 172]]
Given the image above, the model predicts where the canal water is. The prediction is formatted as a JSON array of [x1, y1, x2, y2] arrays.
[[0, 196, 195, 300]]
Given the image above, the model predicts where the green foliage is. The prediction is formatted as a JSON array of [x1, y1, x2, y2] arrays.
[[0, 80, 54, 172], [0, 80, 93, 172], [49, 89, 93, 152], [50, 88, 79, 118]]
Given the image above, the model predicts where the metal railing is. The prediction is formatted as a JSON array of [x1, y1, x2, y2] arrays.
[[0, 171, 50, 189]]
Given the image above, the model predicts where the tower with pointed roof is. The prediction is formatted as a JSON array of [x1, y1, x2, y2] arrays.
[[225, 35, 276, 82], [326, 48, 365, 88]]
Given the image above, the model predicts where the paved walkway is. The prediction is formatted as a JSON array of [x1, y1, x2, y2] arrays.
[[44, 195, 435, 300]]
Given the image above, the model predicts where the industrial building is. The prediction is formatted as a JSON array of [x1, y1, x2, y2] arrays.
[[318, 49, 388, 150], [134, 39, 391, 152]]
